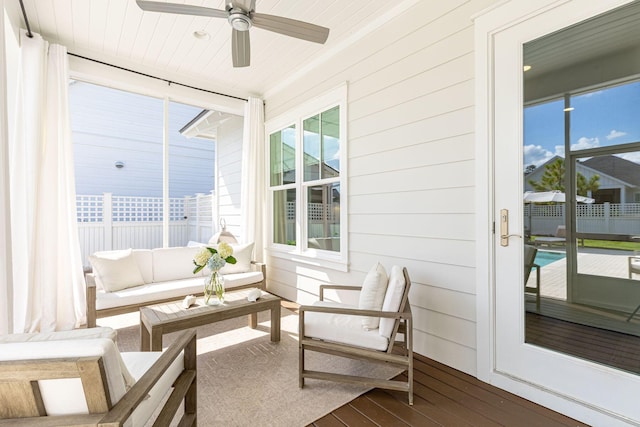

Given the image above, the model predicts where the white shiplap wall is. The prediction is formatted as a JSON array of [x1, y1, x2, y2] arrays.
[[215, 115, 244, 240], [264, 0, 498, 376]]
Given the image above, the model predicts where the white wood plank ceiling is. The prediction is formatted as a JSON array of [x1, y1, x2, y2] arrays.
[[20, 0, 394, 99]]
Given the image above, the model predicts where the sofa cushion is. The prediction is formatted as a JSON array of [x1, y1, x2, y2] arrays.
[[358, 263, 389, 330], [132, 249, 154, 284], [379, 265, 406, 339], [152, 246, 203, 282], [89, 249, 146, 292], [219, 242, 255, 274], [0, 338, 127, 415], [304, 301, 389, 351], [95, 271, 263, 311]]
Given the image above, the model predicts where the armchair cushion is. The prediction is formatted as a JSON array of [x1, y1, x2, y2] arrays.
[[358, 262, 389, 330], [119, 351, 185, 426], [304, 301, 389, 351], [0, 338, 127, 415], [379, 265, 407, 339], [0, 327, 136, 389], [89, 248, 145, 292]]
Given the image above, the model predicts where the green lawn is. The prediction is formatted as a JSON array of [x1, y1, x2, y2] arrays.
[[530, 236, 639, 251], [581, 240, 639, 251]]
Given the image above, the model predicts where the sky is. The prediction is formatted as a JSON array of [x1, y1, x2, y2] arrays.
[[524, 80, 640, 167]]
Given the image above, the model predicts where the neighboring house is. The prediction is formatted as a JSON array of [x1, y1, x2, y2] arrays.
[[526, 155, 640, 203], [583, 155, 640, 203], [70, 81, 225, 198], [3, 1, 640, 426]]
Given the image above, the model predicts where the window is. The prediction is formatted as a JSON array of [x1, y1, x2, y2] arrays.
[[266, 85, 347, 268], [69, 80, 217, 265]]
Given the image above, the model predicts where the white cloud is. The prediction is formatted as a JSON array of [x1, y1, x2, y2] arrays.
[[571, 136, 600, 151], [582, 90, 603, 98], [617, 152, 640, 164], [606, 129, 627, 140], [523, 144, 553, 167]]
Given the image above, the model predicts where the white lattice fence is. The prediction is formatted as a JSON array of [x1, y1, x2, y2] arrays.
[[77, 193, 214, 267], [527, 202, 640, 235]]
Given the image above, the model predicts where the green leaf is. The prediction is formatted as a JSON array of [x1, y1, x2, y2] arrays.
[[227, 255, 237, 264], [193, 264, 204, 275]]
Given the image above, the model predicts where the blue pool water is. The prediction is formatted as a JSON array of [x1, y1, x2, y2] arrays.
[[535, 251, 566, 267]]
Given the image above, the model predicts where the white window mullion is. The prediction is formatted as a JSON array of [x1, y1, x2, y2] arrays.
[[162, 96, 169, 248], [296, 117, 304, 253]]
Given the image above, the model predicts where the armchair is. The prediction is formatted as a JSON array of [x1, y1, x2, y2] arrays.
[[524, 244, 541, 310], [0, 327, 196, 426], [299, 266, 413, 405]]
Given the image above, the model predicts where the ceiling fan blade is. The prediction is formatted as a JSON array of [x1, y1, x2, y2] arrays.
[[252, 13, 329, 44], [232, 29, 251, 67], [136, 1, 227, 19], [230, 0, 256, 12]]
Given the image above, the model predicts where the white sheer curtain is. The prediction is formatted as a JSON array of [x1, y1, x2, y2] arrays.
[[240, 97, 265, 261], [8, 31, 85, 332]]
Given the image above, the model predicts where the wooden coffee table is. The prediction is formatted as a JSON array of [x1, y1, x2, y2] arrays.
[[139, 288, 281, 351]]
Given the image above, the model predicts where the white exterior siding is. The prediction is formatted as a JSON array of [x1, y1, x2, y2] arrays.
[[264, 0, 497, 376], [70, 81, 217, 198]]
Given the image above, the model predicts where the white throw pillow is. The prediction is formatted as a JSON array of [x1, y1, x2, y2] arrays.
[[219, 242, 255, 274], [379, 265, 406, 339], [358, 263, 389, 330], [89, 248, 145, 292]]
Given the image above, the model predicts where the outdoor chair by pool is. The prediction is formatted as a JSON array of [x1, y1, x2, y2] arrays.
[[298, 265, 413, 405], [534, 225, 566, 247], [524, 244, 541, 310], [628, 255, 640, 279]]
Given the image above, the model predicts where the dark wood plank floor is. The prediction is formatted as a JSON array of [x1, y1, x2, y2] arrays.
[[295, 297, 640, 426], [526, 312, 640, 375], [308, 352, 588, 426], [306, 313, 605, 427]]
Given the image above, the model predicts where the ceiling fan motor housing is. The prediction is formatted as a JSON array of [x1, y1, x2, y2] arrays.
[[228, 10, 252, 31]]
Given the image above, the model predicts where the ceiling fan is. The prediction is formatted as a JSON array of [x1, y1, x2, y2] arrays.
[[136, 0, 330, 68]]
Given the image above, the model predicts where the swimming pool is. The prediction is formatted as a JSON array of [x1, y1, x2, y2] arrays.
[[535, 250, 566, 267]]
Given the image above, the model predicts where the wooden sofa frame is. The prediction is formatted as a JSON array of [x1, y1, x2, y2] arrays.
[[299, 267, 413, 405], [87, 262, 266, 327], [0, 329, 197, 427]]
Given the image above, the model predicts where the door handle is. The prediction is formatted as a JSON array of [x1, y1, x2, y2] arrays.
[[500, 208, 522, 247]]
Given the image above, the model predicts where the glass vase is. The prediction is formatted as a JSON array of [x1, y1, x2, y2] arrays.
[[204, 271, 225, 305]]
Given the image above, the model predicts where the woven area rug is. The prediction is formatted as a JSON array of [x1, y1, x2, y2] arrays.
[[109, 308, 402, 426]]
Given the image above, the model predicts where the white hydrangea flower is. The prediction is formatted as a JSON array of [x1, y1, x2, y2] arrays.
[[217, 242, 233, 259], [194, 247, 211, 266]]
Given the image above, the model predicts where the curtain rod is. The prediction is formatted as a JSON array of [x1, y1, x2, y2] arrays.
[[18, 0, 33, 38], [68, 53, 248, 102], [18, 1, 246, 102]]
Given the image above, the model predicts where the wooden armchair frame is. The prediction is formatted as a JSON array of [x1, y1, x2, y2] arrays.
[[299, 267, 413, 405], [0, 329, 197, 426]]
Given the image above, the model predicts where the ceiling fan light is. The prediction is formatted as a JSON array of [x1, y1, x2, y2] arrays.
[[193, 30, 210, 40], [228, 13, 251, 31]]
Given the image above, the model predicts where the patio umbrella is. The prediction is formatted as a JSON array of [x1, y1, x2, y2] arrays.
[[523, 190, 595, 204], [523, 191, 594, 234]]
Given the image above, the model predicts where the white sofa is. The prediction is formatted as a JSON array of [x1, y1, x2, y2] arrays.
[[86, 243, 265, 327], [0, 326, 197, 426]]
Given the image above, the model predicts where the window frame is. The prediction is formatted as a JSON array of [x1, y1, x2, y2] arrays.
[[265, 84, 348, 271]]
